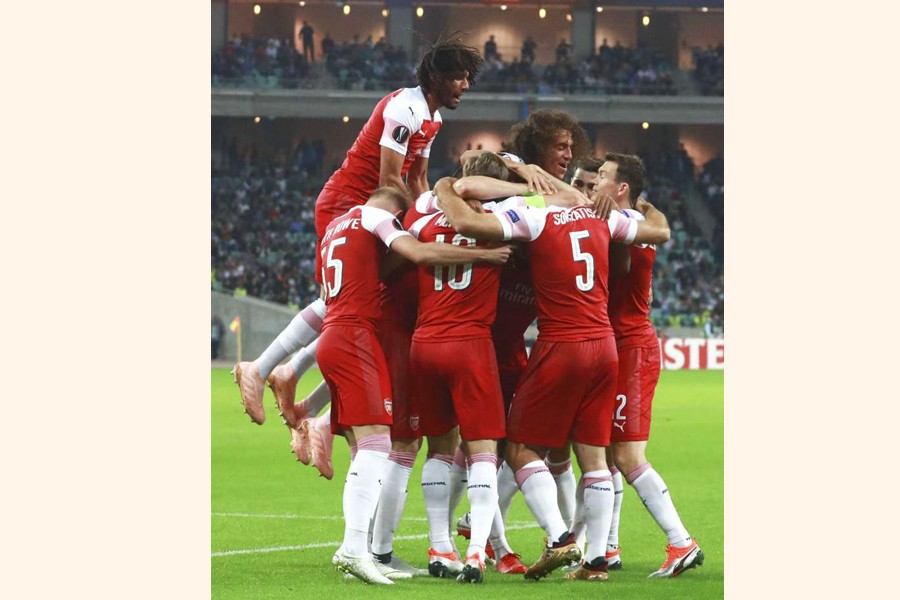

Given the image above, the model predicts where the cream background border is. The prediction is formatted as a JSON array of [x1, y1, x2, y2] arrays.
[[6, 1, 899, 598]]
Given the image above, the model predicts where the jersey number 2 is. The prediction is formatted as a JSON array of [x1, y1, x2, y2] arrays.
[[321, 237, 347, 298], [569, 231, 595, 292], [434, 233, 475, 291]]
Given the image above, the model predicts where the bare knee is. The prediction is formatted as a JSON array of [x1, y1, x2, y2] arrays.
[[392, 437, 420, 454], [425, 429, 458, 457], [505, 442, 545, 472], [612, 441, 648, 476]]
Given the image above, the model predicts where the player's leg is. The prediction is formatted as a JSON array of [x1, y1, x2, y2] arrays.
[[564, 441, 614, 581], [613, 345, 702, 578], [496, 459, 518, 522], [320, 326, 396, 584], [457, 438, 498, 583], [605, 446, 624, 570], [615, 442, 702, 577], [562, 336, 619, 582], [371, 437, 425, 576], [292, 407, 334, 479], [495, 357, 524, 525], [547, 442, 577, 531], [507, 441, 580, 580], [370, 322, 424, 574], [232, 299, 326, 424], [268, 338, 321, 429], [447, 446, 468, 534], [332, 424, 395, 584], [505, 340, 585, 580], [421, 429, 463, 577]]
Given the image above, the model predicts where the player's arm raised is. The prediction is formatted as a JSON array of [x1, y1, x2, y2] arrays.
[[451, 176, 530, 200], [389, 234, 511, 266], [406, 155, 430, 199], [505, 161, 557, 195], [434, 177, 506, 241], [631, 198, 671, 245], [459, 150, 556, 195], [379, 147, 413, 207]]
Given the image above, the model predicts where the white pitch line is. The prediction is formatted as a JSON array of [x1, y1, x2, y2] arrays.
[[211, 522, 540, 558], [213, 512, 427, 522]]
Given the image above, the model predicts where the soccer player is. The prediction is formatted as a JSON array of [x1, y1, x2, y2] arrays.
[[597, 153, 705, 578], [317, 186, 511, 584], [457, 112, 605, 545], [232, 32, 488, 427], [433, 177, 671, 582], [366, 182, 449, 577], [570, 157, 603, 196], [409, 152, 547, 584]]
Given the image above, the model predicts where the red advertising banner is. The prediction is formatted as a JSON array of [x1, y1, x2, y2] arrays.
[[658, 337, 725, 370]]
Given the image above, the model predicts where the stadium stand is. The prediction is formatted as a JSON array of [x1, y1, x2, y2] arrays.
[[214, 35, 680, 95], [692, 43, 725, 96]]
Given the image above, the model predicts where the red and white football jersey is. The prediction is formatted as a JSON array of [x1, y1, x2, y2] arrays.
[[409, 209, 505, 342], [491, 258, 537, 363], [609, 210, 658, 349], [378, 192, 440, 330], [320, 87, 442, 208], [493, 206, 638, 342], [320, 205, 411, 329]]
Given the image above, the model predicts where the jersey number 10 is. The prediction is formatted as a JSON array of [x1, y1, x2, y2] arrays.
[[434, 233, 475, 291]]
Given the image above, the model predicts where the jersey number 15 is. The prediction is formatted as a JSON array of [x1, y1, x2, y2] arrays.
[[321, 236, 347, 298]]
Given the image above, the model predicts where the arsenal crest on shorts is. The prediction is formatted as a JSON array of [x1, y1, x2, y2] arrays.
[[409, 415, 419, 431], [383, 398, 393, 415]]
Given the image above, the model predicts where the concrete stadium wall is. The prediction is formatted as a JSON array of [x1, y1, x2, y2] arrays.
[[212, 291, 297, 362]]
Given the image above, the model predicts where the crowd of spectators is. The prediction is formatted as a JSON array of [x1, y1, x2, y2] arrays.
[[692, 43, 724, 96], [211, 140, 723, 333], [320, 34, 416, 91], [699, 153, 724, 260], [476, 37, 676, 95], [212, 35, 315, 89], [211, 139, 328, 309], [638, 148, 724, 332], [212, 33, 700, 96]]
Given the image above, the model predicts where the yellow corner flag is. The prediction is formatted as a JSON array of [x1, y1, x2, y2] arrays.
[[230, 316, 242, 361]]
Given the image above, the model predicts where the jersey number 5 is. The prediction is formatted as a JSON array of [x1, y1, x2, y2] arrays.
[[569, 231, 595, 292], [320, 237, 347, 298], [434, 233, 475, 291]]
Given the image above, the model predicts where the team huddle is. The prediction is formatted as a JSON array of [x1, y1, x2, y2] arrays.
[[231, 33, 703, 585]]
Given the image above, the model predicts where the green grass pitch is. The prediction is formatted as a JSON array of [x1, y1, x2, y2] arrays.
[[212, 367, 723, 599]]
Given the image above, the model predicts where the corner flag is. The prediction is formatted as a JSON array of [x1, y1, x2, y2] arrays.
[[229, 316, 241, 332]]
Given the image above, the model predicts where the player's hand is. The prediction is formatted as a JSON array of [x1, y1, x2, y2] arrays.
[[590, 191, 616, 220], [465, 199, 485, 213], [635, 197, 654, 215], [484, 244, 513, 265], [569, 189, 593, 208], [510, 163, 557, 195]]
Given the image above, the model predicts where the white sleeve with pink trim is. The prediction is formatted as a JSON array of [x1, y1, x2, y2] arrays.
[[407, 212, 440, 240], [359, 205, 412, 248], [492, 206, 548, 241], [414, 191, 439, 215], [379, 93, 419, 156], [607, 210, 639, 244]]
